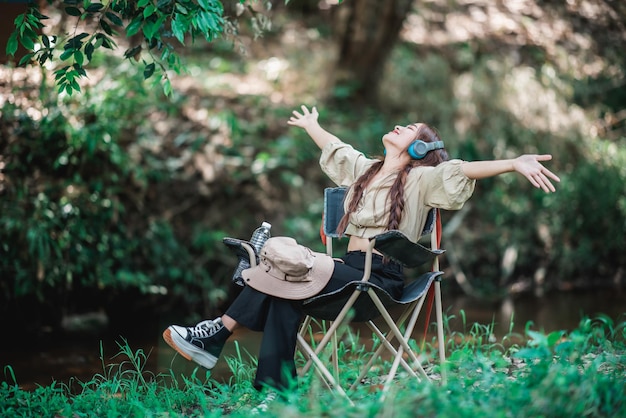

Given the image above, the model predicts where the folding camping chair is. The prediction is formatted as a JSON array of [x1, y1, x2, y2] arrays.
[[296, 187, 448, 398]]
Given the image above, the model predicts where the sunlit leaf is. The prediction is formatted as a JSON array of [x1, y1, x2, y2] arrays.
[[143, 4, 156, 19], [163, 78, 171, 96], [60, 48, 74, 61], [126, 16, 143, 37], [171, 16, 186, 44]]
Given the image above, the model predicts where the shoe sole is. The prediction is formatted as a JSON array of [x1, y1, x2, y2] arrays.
[[162, 327, 218, 369]]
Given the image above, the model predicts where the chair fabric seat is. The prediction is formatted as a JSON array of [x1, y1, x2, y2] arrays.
[[303, 270, 443, 322], [372, 230, 445, 268]]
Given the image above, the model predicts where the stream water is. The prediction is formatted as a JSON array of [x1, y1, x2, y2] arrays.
[[2, 288, 624, 391]]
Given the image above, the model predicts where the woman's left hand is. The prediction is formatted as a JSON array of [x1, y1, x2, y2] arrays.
[[513, 154, 561, 193]]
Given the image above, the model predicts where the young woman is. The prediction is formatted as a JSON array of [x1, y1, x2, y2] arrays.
[[163, 104, 560, 392]]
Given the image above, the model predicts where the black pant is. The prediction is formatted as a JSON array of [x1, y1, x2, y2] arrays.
[[225, 251, 404, 390]]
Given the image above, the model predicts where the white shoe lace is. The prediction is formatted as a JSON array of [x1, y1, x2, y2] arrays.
[[251, 391, 277, 415], [188, 318, 223, 339]]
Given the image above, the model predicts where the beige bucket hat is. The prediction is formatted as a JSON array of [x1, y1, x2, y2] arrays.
[[242, 236, 335, 300]]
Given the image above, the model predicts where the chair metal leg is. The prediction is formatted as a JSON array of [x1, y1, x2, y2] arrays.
[[348, 290, 432, 392], [299, 290, 361, 376], [296, 334, 353, 404], [368, 289, 429, 380], [299, 315, 312, 337], [435, 280, 446, 384], [331, 325, 339, 379], [381, 289, 435, 395]]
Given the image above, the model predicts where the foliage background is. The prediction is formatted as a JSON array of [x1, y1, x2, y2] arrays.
[[1, 0, 625, 336]]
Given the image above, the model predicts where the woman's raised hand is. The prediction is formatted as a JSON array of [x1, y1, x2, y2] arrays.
[[287, 104, 341, 149], [287, 105, 319, 129], [513, 154, 561, 193]]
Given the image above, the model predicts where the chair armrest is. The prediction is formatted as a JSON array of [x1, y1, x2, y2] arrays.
[[222, 237, 259, 267], [371, 230, 445, 269]]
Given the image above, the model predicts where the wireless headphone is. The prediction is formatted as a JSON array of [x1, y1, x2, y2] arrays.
[[407, 140, 445, 160]]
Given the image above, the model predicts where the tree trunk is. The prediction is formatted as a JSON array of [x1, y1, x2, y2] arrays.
[[330, 0, 413, 106]]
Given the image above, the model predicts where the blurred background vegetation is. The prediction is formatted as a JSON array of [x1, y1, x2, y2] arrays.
[[1, 0, 625, 338]]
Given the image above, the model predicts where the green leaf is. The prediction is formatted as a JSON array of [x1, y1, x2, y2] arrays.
[[175, 3, 188, 14], [70, 78, 80, 92], [554, 340, 574, 355], [18, 52, 35, 66], [546, 330, 565, 348], [38, 51, 52, 65], [198, 0, 216, 11], [86, 3, 103, 13], [32, 8, 48, 20], [143, 16, 165, 40], [67, 33, 89, 49], [54, 66, 69, 80], [526, 329, 547, 347], [143, 4, 156, 19], [142, 20, 156, 39], [65, 6, 82, 17], [513, 347, 547, 360], [21, 34, 35, 51], [105, 11, 123, 27], [143, 62, 155, 79], [171, 16, 187, 44], [74, 64, 86, 76], [163, 78, 171, 96], [100, 19, 113, 36], [60, 48, 74, 61], [84, 42, 94, 60], [14, 14, 24, 27], [74, 50, 84, 66], [138, 0, 151, 7], [123, 45, 142, 60], [126, 16, 143, 37], [102, 38, 113, 49], [5, 32, 18, 56]]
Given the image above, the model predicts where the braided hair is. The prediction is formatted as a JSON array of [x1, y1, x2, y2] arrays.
[[337, 123, 449, 235]]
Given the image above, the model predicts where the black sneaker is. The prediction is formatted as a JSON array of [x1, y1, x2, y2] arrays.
[[162, 318, 230, 369]]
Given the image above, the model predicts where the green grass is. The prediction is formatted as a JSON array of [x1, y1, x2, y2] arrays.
[[2, 315, 625, 417]]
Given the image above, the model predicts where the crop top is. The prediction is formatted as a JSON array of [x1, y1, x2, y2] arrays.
[[319, 141, 476, 243]]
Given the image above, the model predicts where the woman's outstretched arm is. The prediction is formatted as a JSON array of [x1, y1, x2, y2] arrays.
[[461, 154, 561, 193], [287, 105, 341, 150]]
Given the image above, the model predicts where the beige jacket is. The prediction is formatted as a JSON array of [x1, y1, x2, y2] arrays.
[[320, 141, 476, 243]]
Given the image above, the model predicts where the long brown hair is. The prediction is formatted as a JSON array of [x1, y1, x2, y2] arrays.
[[337, 124, 449, 235]]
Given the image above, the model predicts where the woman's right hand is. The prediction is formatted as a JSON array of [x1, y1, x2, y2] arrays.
[[288, 104, 341, 149]]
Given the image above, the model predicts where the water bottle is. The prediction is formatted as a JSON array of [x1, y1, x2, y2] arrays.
[[232, 221, 271, 285]]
